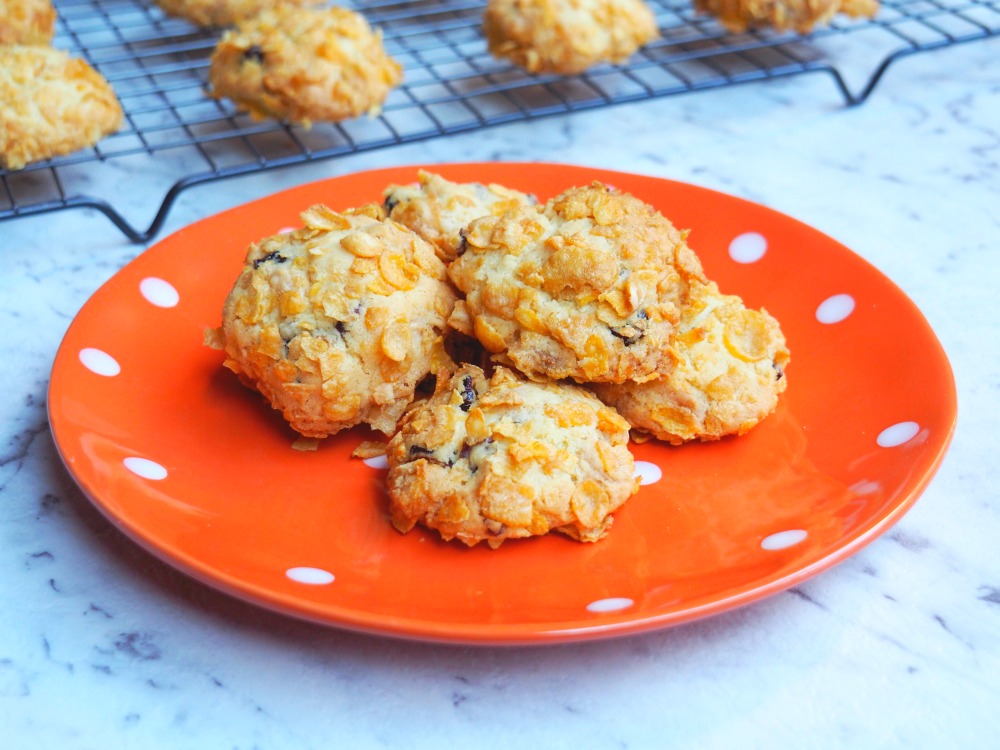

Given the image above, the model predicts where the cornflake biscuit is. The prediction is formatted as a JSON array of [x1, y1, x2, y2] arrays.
[[593, 280, 790, 444], [483, 0, 659, 75], [387, 365, 639, 548], [154, 0, 323, 28], [447, 182, 706, 384], [209, 5, 402, 125], [383, 170, 536, 262], [218, 203, 457, 438], [694, 0, 879, 33], [0, 46, 123, 171], [0, 0, 56, 44]]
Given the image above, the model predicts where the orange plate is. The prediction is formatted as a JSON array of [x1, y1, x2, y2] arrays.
[[48, 164, 956, 645]]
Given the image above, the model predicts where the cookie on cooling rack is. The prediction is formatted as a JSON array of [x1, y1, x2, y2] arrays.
[[386, 364, 639, 548], [0, 46, 123, 171], [208, 5, 402, 125], [382, 170, 537, 262], [218, 203, 457, 438], [0, 0, 56, 44], [447, 182, 706, 384], [482, 0, 659, 75], [693, 0, 879, 33], [592, 280, 790, 444], [154, 0, 323, 28]]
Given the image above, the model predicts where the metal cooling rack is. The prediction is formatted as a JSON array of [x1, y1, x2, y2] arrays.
[[2, 0, 998, 242]]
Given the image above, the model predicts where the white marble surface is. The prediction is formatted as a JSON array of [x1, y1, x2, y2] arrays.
[[2, 30, 999, 750]]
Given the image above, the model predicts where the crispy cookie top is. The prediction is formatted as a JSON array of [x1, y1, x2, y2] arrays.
[[383, 170, 536, 262], [447, 182, 706, 384], [593, 280, 790, 443], [219, 204, 457, 437], [208, 5, 402, 124], [387, 365, 639, 548]]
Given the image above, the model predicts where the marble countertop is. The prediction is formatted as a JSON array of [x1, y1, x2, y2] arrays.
[[2, 27, 999, 750]]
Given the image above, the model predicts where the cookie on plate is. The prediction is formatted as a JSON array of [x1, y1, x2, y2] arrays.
[[0, 46, 123, 171], [447, 182, 707, 384], [693, 0, 879, 33], [208, 5, 402, 125], [382, 171, 536, 262], [386, 365, 639, 548], [154, 0, 323, 28], [483, 0, 659, 75], [0, 0, 56, 44], [218, 203, 457, 438], [592, 280, 790, 444]]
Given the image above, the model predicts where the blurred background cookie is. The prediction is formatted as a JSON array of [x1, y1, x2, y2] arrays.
[[382, 170, 536, 262], [387, 365, 639, 548], [208, 5, 403, 125], [0, 0, 56, 44], [694, 0, 880, 33], [154, 0, 323, 28], [217, 204, 456, 438], [483, 0, 659, 74], [0, 45, 122, 171]]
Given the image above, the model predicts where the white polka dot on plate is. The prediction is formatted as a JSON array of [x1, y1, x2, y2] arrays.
[[363, 455, 389, 470], [877, 421, 920, 448], [849, 479, 882, 496], [286, 567, 335, 585], [79, 348, 121, 377], [123, 456, 168, 480], [633, 461, 662, 485], [761, 529, 808, 550], [586, 597, 634, 613], [139, 277, 179, 308], [816, 294, 856, 324], [728, 232, 768, 264]]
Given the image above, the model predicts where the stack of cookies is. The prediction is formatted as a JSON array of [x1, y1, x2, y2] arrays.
[[215, 170, 790, 548], [443, 179, 789, 445]]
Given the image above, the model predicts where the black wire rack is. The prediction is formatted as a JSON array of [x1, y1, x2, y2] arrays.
[[2, 0, 998, 242]]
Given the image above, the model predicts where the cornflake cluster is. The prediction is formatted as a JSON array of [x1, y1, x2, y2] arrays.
[[214, 170, 790, 548]]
